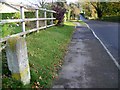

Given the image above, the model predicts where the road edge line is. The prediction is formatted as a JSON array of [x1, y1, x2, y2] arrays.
[[85, 22, 120, 70]]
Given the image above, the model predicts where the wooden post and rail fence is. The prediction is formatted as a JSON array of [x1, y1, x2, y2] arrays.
[[0, 5, 56, 85]]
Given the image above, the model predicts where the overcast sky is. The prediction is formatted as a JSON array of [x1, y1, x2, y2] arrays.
[[1, 0, 78, 4], [1, 0, 119, 4]]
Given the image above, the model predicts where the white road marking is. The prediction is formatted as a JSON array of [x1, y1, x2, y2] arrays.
[[85, 23, 120, 70]]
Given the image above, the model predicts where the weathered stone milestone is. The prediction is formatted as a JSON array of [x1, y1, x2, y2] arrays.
[[6, 36, 30, 85]]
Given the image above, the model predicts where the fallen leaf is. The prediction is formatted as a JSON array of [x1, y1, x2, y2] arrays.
[[35, 86, 39, 88], [52, 75, 55, 79], [34, 82, 37, 85], [32, 86, 35, 88], [37, 82, 40, 86], [39, 76, 42, 80]]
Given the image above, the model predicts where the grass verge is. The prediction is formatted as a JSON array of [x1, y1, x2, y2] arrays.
[[99, 15, 120, 23], [70, 20, 86, 26], [2, 21, 75, 89]]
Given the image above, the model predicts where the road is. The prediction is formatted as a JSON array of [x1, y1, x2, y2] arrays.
[[80, 15, 119, 66]]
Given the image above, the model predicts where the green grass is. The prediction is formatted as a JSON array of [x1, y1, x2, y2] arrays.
[[99, 15, 120, 22], [77, 20, 86, 26], [2, 21, 75, 89], [70, 20, 86, 26]]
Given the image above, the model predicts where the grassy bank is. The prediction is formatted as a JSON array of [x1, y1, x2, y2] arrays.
[[99, 16, 120, 23], [2, 21, 75, 88], [70, 20, 86, 26]]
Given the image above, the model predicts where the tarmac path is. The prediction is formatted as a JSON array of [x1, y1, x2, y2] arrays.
[[52, 22, 118, 88]]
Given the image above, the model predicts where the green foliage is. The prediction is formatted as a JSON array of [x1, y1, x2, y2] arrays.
[[82, 3, 91, 18], [69, 3, 80, 20], [25, 11, 36, 18], [2, 13, 15, 19], [2, 24, 11, 37], [13, 12, 20, 19], [0, 25, 2, 38], [46, 12, 52, 25], [83, 1, 120, 19], [2, 12, 20, 19], [2, 22, 75, 88], [0, 13, 2, 20], [102, 2, 120, 16], [1, 23, 22, 37], [100, 15, 120, 22], [39, 10, 44, 18], [90, 2, 103, 18]]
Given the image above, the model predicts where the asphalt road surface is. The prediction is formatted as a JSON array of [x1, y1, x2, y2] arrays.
[[80, 15, 119, 65]]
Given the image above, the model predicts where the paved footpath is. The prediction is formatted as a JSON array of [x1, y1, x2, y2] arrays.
[[52, 23, 119, 89]]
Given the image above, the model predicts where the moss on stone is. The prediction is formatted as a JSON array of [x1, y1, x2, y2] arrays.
[[7, 36, 20, 51]]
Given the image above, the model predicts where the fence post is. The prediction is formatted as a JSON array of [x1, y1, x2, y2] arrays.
[[51, 13, 53, 25], [44, 8, 47, 29], [6, 36, 30, 85], [20, 5, 26, 37], [36, 8, 39, 32], [0, 43, 1, 89]]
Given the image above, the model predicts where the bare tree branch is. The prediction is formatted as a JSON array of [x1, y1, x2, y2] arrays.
[[90, 2, 97, 10], [25, 0, 47, 8], [37, 0, 47, 8]]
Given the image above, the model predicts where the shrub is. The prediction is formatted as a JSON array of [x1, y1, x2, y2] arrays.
[[52, 5, 66, 26], [2, 12, 20, 19], [13, 12, 20, 19], [1, 23, 21, 37]]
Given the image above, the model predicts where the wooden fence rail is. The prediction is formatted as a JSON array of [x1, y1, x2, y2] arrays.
[[0, 5, 56, 51]]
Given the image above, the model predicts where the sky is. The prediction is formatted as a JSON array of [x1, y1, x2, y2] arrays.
[[1, 0, 119, 5], [1, 0, 78, 4]]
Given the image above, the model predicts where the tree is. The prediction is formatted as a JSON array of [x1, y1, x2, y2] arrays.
[[69, 3, 80, 20], [52, 1, 66, 25], [103, 2, 120, 16], [82, 0, 107, 19], [82, 2, 91, 18], [80, 0, 120, 19], [27, 0, 47, 8], [90, 1, 103, 18], [37, 0, 47, 8], [90, 1, 120, 18]]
